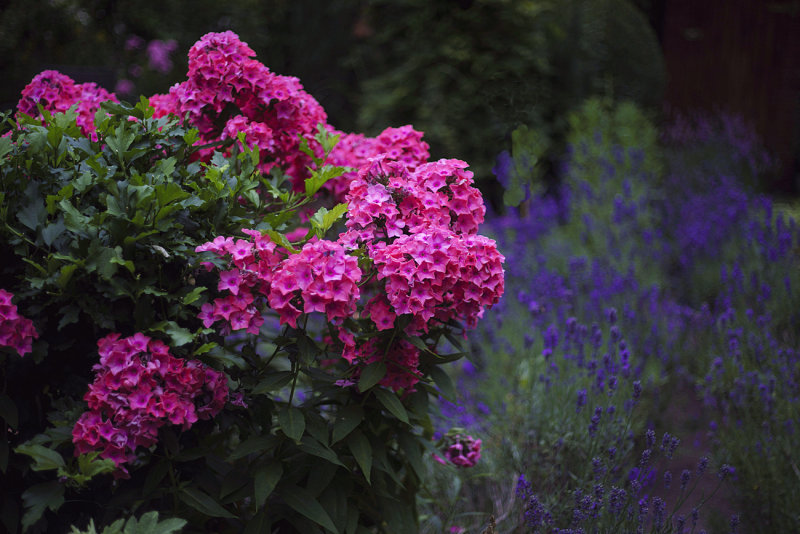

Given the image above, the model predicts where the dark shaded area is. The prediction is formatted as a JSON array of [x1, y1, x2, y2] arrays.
[[0, 0, 797, 193], [660, 0, 800, 194]]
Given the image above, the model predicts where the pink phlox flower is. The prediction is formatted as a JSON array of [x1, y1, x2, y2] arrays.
[[73, 334, 228, 473], [0, 289, 38, 356]]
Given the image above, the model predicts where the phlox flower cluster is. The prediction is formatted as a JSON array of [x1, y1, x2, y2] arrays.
[[72, 333, 228, 474], [341, 156, 486, 247], [17, 70, 118, 140], [0, 289, 38, 356], [371, 228, 505, 332], [149, 31, 327, 184], [197, 229, 285, 334], [197, 231, 362, 330], [340, 335, 422, 392], [339, 156, 503, 333], [434, 434, 482, 468], [325, 125, 430, 202]]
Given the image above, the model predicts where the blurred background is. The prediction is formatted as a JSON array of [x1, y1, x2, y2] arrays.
[[1, 0, 798, 196]]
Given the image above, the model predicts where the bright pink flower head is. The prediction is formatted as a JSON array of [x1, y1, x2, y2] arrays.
[[267, 239, 362, 328], [325, 125, 430, 202], [17, 70, 117, 138], [371, 227, 505, 333], [73, 333, 228, 475], [157, 31, 327, 184], [0, 289, 38, 356]]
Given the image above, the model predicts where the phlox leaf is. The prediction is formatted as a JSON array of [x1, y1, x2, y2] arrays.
[[254, 461, 283, 510], [21, 481, 64, 530], [278, 406, 305, 442], [428, 365, 456, 401], [374, 388, 409, 424], [298, 436, 345, 468], [357, 362, 386, 392], [331, 405, 363, 444], [252, 371, 294, 395], [178, 487, 236, 519], [282, 485, 339, 533]]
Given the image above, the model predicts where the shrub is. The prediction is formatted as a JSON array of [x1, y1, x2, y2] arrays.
[[1, 31, 504, 534]]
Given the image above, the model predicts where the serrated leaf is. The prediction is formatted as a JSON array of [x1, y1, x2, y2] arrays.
[[17, 199, 46, 231], [182, 287, 205, 305], [281, 485, 339, 533], [373, 388, 409, 424], [428, 365, 456, 401], [347, 431, 372, 484], [265, 230, 298, 254], [179, 487, 236, 519], [357, 362, 386, 392], [164, 322, 193, 346], [15, 443, 66, 471], [21, 481, 64, 530], [121, 511, 186, 534], [41, 219, 66, 246], [254, 461, 283, 509], [278, 406, 305, 442], [331, 406, 363, 444]]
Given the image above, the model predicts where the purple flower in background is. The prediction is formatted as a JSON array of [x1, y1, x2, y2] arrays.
[[125, 35, 145, 51], [147, 39, 178, 74]]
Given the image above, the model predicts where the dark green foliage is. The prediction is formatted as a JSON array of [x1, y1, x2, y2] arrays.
[[1, 101, 459, 533], [351, 0, 665, 182]]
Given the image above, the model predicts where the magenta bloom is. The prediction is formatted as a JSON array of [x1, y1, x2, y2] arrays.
[[437, 434, 482, 468], [73, 333, 228, 476], [0, 289, 38, 356], [17, 70, 117, 139]]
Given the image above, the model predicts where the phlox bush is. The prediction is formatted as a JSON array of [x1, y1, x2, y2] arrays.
[[1, 31, 504, 534]]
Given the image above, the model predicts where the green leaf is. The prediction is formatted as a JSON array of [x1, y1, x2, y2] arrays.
[[106, 123, 135, 164], [331, 406, 363, 444], [21, 481, 64, 530], [0, 136, 12, 160], [281, 485, 339, 533], [254, 461, 283, 509], [75, 452, 116, 479], [182, 287, 205, 305], [118, 511, 186, 534], [347, 431, 372, 484], [428, 365, 456, 401], [227, 436, 278, 462], [309, 203, 348, 237], [373, 388, 409, 424], [398, 433, 425, 480], [41, 219, 66, 246], [15, 443, 66, 471], [17, 199, 46, 231], [278, 406, 305, 442], [165, 322, 193, 346], [178, 487, 236, 519], [298, 436, 345, 468], [357, 362, 386, 392], [265, 230, 298, 254], [252, 371, 294, 395]]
